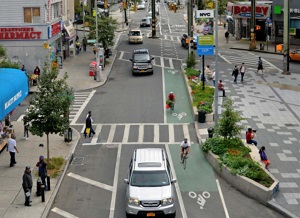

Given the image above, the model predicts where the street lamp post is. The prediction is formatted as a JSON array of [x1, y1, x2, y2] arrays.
[[249, 0, 256, 50], [214, 0, 219, 125], [95, 0, 100, 82], [282, 0, 290, 75]]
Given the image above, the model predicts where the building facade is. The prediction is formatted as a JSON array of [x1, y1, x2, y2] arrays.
[[0, 0, 76, 73]]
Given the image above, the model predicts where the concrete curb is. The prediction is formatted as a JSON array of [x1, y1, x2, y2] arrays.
[[41, 127, 80, 218], [267, 200, 300, 218]]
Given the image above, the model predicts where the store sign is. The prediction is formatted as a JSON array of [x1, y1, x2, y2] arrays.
[[196, 10, 214, 18], [233, 5, 270, 19], [49, 21, 61, 38], [0, 27, 42, 40], [5, 91, 22, 110]]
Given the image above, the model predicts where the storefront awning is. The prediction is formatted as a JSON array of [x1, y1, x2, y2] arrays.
[[0, 68, 28, 120], [63, 20, 76, 40]]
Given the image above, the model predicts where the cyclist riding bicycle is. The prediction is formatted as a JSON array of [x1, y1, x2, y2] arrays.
[[180, 138, 190, 162], [167, 92, 176, 111]]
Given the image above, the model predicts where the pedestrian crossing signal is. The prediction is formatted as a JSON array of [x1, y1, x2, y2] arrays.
[[255, 25, 261, 31]]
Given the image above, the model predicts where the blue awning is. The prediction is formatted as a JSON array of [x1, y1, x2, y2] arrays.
[[0, 68, 28, 120]]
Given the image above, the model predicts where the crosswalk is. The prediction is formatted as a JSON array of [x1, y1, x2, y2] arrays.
[[81, 123, 196, 145], [218, 49, 280, 71], [69, 91, 96, 125], [118, 51, 182, 69]]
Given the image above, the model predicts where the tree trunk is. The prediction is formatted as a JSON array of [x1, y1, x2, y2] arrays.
[[47, 133, 50, 161], [134, 3, 137, 12]]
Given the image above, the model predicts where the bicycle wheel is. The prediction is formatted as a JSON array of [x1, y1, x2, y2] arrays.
[[183, 155, 187, 170]]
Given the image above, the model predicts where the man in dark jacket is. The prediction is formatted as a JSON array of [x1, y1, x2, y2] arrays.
[[22, 166, 33, 206], [36, 156, 47, 190], [84, 114, 95, 138], [232, 65, 239, 84]]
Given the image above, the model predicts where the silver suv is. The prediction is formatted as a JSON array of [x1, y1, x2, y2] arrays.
[[124, 148, 177, 217]]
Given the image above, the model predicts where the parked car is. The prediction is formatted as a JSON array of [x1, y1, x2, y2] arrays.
[[124, 148, 176, 217], [289, 49, 300, 62], [130, 49, 154, 75], [181, 34, 197, 49], [128, 29, 144, 44], [140, 17, 151, 27], [137, 3, 145, 10]]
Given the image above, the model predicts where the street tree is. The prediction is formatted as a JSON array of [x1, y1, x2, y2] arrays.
[[87, 15, 118, 49], [197, 0, 205, 10], [24, 60, 73, 161], [131, 0, 141, 11], [218, 0, 227, 17], [214, 98, 244, 140], [0, 44, 20, 69]]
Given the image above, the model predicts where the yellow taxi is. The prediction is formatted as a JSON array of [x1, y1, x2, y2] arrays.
[[289, 49, 300, 62]]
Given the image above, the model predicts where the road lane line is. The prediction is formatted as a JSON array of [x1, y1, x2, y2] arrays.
[[169, 58, 174, 69], [169, 124, 175, 143], [109, 144, 122, 218], [119, 51, 124, 60], [91, 124, 102, 144], [71, 90, 96, 125], [51, 207, 79, 218], [162, 68, 167, 123], [154, 124, 159, 143], [138, 124, 144, 143], [183, 124, 190, 141], [216, 179, 230, 218], [165, 144, 187, 218], [123, 124, 130, 143], [160, 57, 164, 68], [67, 172, 113, 191], [107, 124, 116, 143], [113, 32, 121, 50]]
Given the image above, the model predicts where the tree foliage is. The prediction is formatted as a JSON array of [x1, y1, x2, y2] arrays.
[[197, 0, 205, 10], [87, 15, 117, 49], [0, 44, 20, 69], [24, 60, 73, 160], [218, 0, 228, 16], [214, 98, 244, 140]]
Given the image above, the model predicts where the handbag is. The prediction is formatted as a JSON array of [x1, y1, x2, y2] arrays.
[[86, 128, 90, 134]]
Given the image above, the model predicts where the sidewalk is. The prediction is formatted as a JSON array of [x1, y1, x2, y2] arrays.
[[0, 13, 130, 218]]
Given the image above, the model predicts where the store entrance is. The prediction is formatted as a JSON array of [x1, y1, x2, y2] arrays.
[[255, 20, 266, 41]]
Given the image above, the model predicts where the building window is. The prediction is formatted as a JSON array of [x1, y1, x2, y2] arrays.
[[51, 3, 61, 20], [24, 8, 40, 23]]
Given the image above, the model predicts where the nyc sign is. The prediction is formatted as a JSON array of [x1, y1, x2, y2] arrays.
[[196, 10, 214, 18]]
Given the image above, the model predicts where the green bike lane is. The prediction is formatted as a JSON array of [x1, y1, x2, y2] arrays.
[[164, 68, 226, 217]]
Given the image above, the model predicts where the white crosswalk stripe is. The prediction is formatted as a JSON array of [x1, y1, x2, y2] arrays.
[[218, 49, 280, 71], [162, 35, 181, 42], [81, 123, 195, 145]]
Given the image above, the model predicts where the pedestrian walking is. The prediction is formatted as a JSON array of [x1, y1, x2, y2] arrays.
[[212, 70, 216, 86], [86, 111, 95, 135], [259, 146, 270, 171], [257, 57, 264, 74], [84, 114, 95, 138], [82, 37, 87, 52], [232, 65, 239, 84], [36, 156, 48, 190], [7, 134, 19, 167], [218, 80, 226, 97], [240, 63, 247, 83], [223, 22, 226, 29], [23, 117, 29, 139], [225, 31, 229, 44], [22, 166, 33, 206]]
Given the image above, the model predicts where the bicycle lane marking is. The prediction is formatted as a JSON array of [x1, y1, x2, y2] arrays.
[[163, 68, 194, 124], [168, 143, 228, 218]]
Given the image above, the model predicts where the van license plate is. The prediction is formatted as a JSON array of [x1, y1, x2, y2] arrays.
[[147, 212, 155, 217], [140, 70, 145, 72]]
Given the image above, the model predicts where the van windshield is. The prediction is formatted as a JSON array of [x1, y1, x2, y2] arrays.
[[133, 53, 150, 62], [129, 31, 141, 36], [131, 171, 170, 187]]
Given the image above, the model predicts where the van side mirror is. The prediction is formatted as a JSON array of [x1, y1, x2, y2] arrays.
[[130, 59, 133, 62], [171, 179, 177, 184], [124, 179, 129, 184]]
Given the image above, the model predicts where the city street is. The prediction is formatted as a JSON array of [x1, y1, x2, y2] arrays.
[[47, 3, 284, 218]]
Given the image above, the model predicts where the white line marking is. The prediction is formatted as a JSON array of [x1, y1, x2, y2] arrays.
[[119, 51, 124, 60], [51, 207, 79, 218], [165, 144, 187, 218], [17, 114, 24, 122], [91, 124, 102, 144], [183, 124, 190, 141], [216, 179, 230, 218], [82, 141, 186, 146], [107, 124, 116, 143], [67, 172, 113, 192], [138, 124, 144, 143], [164, 35, 167, 40], [218, 53, 232, 64], [162, 67, 166, 123], [109, 144, 122, 218], [169, 124, 175, 143], [160, 57, 164, 68], [169, 58, 174, 69], [154, 124, 159, 143], [123, 124, 130, 143], [81, 125, 86, 134], [113, 32, 121, 49], [70, 90, 96, 125]]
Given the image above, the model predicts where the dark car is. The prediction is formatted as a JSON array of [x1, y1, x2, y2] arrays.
[[130, 49, 154, 75], [181, 34, 197, 49]]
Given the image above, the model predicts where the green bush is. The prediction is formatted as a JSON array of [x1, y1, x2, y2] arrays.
[[186, 52, 196, 68], [190, 85, 214, 113], [185, 68, 199, 77]]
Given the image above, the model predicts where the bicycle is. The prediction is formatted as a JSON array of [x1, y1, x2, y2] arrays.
[[181, 150, 188, 170], [169, 100, 175, 112]]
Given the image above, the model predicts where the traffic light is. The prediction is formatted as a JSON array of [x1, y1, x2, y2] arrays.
[[123, 1, 127, 9], [255, 25, 261, 31]]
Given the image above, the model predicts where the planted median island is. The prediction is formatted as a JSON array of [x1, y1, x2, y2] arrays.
[[201, 98, 274, 187]]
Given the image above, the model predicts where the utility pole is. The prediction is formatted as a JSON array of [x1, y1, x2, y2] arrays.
[[282, 0, 290, 75], [214, 0, 219, 125], [187, 0, 193, 53], [151, 0, 156, 37], [124, 0, 128, 26], [83, 2, 85, 37], [95, 0, 100, 82], [249, 0, 256, 50]]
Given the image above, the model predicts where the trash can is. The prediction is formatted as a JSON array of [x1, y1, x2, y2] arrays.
[[260, 43, 264, 50], [36, 178, 42, 196], [198, 110, 206, 123], [207, 127, 214, 138]]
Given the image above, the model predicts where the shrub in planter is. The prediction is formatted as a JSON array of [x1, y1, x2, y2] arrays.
[[186, 52, 196, 68], [185, 68, 199, 77], [189, 85, 214, 113]]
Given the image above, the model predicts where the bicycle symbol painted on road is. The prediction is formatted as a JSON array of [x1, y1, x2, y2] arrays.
[[189, 191, 211, 209], [167, 69, 178, 75], [172, 112, 187, 120]]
